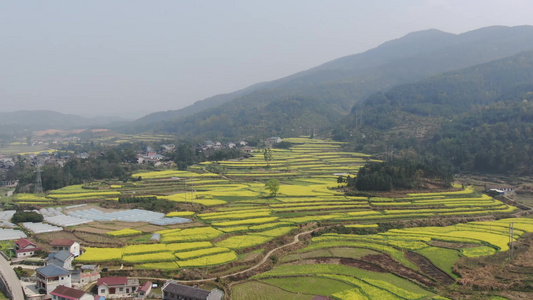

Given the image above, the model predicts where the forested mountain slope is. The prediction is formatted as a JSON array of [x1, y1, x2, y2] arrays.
[[125, 26, 533, 138], [338, 51, 533, 175]]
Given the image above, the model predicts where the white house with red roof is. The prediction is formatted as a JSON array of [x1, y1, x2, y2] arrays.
[[13, 238, 40, 258], [50, 239, 81, 256], [137, 281, 152, 298], [50, 285, 93, 300], [97, 277, 139, 298]]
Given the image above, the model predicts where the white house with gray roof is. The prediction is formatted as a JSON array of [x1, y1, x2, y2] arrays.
[[36, 265, 71, 295], [162, 280, 223, 300], [46, 250, 74, 270]]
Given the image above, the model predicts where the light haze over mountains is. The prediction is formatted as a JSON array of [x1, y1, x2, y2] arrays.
[[1, 1, 533, 118]]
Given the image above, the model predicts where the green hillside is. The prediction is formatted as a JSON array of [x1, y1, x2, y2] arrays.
[[124, 26, 533, 138], [338, 51, 533, 175]]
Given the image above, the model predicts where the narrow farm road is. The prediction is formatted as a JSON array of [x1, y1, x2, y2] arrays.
[[137, 228, 318, 284], [0, 254, 25, 300]]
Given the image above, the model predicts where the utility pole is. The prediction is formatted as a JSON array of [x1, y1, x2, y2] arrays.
[[34, 165, 43, 194], [509, 222, 515, 261]]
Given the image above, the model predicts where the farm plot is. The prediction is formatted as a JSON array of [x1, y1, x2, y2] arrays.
[[35, 136, 525, 296], [76, 239, 238, 268], [131, 170, 218, 179], [246, 218, 533, 298], [247, 264, 433, 300]]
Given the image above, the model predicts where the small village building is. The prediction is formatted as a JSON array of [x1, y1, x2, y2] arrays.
[[50, 239, 81, 256], [71, 269, 100, 286], [76, 153, 89, 159], [161, 144, 176, 152], [137, 281, 152, 298], [151, 154, 165, 160], [36, 265, 72, 295], [13, 238, 40, 258], [46, 250, 75, 270], [50, 285, 93, 300], [204, 140, 214, 147], [243, 146, 254, 154], [162, 280, 224, 300], [266, 137, 282, 145], [97, 277, 139, 298]]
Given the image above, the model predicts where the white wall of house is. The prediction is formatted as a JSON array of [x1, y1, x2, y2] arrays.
[[70, 242, 80, 256], [98, 284, 137, 298], [37, 274, 71, 295], [16, 250, 35, 258]]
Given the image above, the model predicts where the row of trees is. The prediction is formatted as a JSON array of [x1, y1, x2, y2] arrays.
[[9, 149, 141, 193], [347, 159, 453, 191], [5, 139, 250, 192]]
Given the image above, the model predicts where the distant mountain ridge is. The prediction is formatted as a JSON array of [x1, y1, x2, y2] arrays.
[[125, 25, 533, 138], [346, 50, 533, 130], [0, 110, 124, 130]]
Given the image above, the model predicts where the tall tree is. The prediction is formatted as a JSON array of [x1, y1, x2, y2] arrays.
[[263, 147, 273, 167], [265, 179, 280, 197]]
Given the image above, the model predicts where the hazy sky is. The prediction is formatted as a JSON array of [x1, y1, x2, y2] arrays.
[[1, 1, 532, 118]]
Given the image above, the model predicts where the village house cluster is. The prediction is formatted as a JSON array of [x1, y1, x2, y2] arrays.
[[8, 237, 223, 299]]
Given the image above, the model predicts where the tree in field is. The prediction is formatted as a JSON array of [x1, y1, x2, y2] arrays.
[[263, 147, 273, 167], [265, 179, 280, 197], [337, 175, 345, 187]]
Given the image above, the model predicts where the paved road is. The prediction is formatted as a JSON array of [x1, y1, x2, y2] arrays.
[[0, 254, 25, 300]]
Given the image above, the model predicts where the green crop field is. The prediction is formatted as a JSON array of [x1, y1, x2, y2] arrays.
[[29, 137, 528, 299]]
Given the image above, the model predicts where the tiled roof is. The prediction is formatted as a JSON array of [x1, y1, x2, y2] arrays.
[[97, 277, 128, 286], [163, 281, 210, 299], [36, 265, 70, 277], [51, 285, 85, 299], [81, 265, 97, 270], [139, 281, 152, 292], [49, 250, 72, 262], [15, 238, 35, 249], [50, 239, 76, 246]]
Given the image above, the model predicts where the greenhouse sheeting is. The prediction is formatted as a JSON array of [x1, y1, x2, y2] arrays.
[[0, 210, 16, 221], [22, 222, 63, 234], [44, 215, 92, 227], [67, 208, 166, 222], [0, 229, 26, 241]]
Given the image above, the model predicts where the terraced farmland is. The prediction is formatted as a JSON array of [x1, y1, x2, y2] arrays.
[[29, 137, 528, 299]]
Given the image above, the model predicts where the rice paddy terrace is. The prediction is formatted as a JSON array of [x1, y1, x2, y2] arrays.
[[12, 138, 531, 299]]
